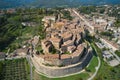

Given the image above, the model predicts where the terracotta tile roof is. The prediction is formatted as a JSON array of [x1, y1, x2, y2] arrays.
[[77, 44, 83, 49], [71, 28, 84, 34], [54, 22, 65, 29], [51, 32, 59, 37], [62, 32, 72, 39], [63, 40, 74, 46], [50, 37, 61, 43], [67, 46, 76, 51], [61, 54, 71, 59], [42, 54, 59, 59], [72, 44, 84, 57]]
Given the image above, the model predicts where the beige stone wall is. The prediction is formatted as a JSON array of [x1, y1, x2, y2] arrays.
[[31, 48, 93, 77], [34, 47, 85, 66], [34, 56, 43, 63], [60, 57, 72, 65], [71, 56, 80, 64]]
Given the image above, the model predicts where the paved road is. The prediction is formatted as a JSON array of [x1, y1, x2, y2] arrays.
[[72, 9, 120, 60], [98, 37, 120, 62], [88, 55, 101, 80], [110, 50, 120, 62], [72, 9, 94, 32], [72, 9, 101, 80], [72, 9, 120, 79]]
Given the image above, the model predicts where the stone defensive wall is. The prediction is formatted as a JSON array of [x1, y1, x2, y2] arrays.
[[31, 48, 93, 77]]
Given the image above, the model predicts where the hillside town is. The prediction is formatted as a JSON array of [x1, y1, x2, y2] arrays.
[[0, 5, 120, 80]]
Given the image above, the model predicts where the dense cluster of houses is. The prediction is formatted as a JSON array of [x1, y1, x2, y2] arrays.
[[33, 15, 88, 66]]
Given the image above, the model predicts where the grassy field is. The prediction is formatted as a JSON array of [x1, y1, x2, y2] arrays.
[[92, 42, 120, 80], [0, 58, 30, 80], [34, 56, 99, 80], [86, 56, 98, 73], [33, 50, 99, 80], [33, 41, 99, 80], [94, 59, 120, 80], [34, 71, 89, 80]]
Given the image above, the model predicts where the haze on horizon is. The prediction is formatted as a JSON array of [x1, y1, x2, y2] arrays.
[[0, 0, 120, 9]]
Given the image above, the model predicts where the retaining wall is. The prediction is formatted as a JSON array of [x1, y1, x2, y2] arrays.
[[31, 48, 93, 77]]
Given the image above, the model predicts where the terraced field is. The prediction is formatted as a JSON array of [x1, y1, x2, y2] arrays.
[[0, 58, 30, 80]]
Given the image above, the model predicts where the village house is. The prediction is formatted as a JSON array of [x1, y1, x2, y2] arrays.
[[41, 40, 53, 54], [0, 52, 6, 59], [33, 15, 89, 66], [15, 48, 28, 56], [42, 16, 56, 23]]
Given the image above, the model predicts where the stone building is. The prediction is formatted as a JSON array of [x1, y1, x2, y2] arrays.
[[61, 32, 73, 42], [42, 16, 56, 22], [33, 15, 90, 66], [41, 40, 53, 53], [30, 12, 94, 77], [16, 48, 28, 56], [67, 46, 76, 53], [50, 37, 62, 49]]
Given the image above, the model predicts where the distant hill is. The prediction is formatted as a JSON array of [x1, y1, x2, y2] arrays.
[[0, 0, 34, 9], [0, 0, 120, 9]]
